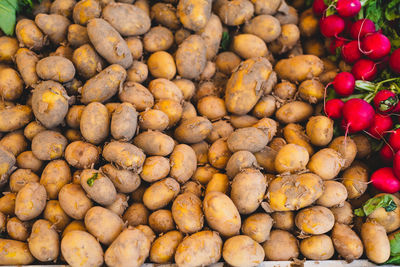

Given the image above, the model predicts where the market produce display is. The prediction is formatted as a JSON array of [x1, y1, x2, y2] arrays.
[[0, 0, 400, 266]]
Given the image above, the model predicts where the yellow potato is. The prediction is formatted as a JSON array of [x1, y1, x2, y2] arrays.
[[150, 230, 183, 264], [0, 239, 34, 265], [274, 144, 309, 173], [361, 221, 390, 264], [40, 160, 71, 199], [232, 34, 268, 59], [170, 144, 197, 184], [275, 55, 324, 82], [329, 136, 357, 169], [332, 223, 363, 260], [172, 192, 203, 234], [300, 235, 334, 260], [276, 101, 313, 124], [295, 206, 335, 234], [241, 213, 273, 243], [59, 183, 93, 220], [222, 235, 264, 267], [143, 178, 180, 210], [271, 211, 295, 231], [28, 219, 59, 262], [308, 148, 344, 180], [263, 230, 299, 260], [177, 0, 212, 31], [15, 182, 47, 221], [149, 209, 175, 234]]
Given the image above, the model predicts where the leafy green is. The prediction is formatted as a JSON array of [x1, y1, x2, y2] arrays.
[[86, 173, 99, 187], [354, 194, 397, 216], [0, 0, 39, 36], [390, 232, 400, 257], [220, 31, 231, 51]]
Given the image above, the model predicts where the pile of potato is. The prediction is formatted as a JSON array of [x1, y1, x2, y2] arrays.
[[0, 0, 396, 266]]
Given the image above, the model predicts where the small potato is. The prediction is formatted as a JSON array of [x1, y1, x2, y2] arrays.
[[308, 148, 344, 180], [110, 103, 137, 141], [66, 105, 84, 129], [0, 67, 23, 101], [32, 130, 67, 161], [35, 14, 70, 45], [175, 28, 190, 45], [271, 211, 295, 231], [15, 48, 39, 87], [215, 52, 241, 75], [0, 37, 18, 63], [195, 80, 223, 100], [274, 81, 297, 100], [126, 37, 143, 60], [342, 162, 369, 199], [87, 18, 132, 68], [154, 99, 183, 127], [276, 101, 314, 124], [275, 55, 324, 82], [143, 178, 180, 210], [208, 139, 231, 169], [299, 79, 325, 104], [283, 123, 314, 155], [244, 15, 281, 43], [139, 109, 169, 132], [85, 206, 123, 245], [317, 180, 348, 207], [140, 156, 170, 183], [61, 230, 103, 267], [80, 169, 117, 206], [73, 0, 101, 25], [105, 228, 151, 267], [151, 3, 180, 30], [274, 144, 309, 174], [43, 200, 70, 231], [361, 221, 390, 264], [254, 147, 277, 173], [332, 223, 363, 260], [177, 0, 211, 31], [205, 173, 229, 194], [40, 160, 71, 199], [72, 44, 104, 80], [149, 209, 175, 234], [28, 219, 59, 262], [0, 104, 32, 133], [80, 102, 110, 144], [50, 0, 76, 17], [299, 8, 319, 37], [102, 3, 151, 36], [149, 78, 183, 102], [223, 235, 264, 267], [300, 235, 334, 260], [101, 164, 140, 193], [15, 19, 46, 50], [127, 60, 148, 83], [170, 144, 197, 184], [269, 24, 300, 54], [134, 131, 174, 156], [192, 165, 218, 184], [59, 183, 93, 220], [368, 194, 400, 233], [36, 56, 75, 83], [329, 136, 357, 169], [241, 213, 273, 243], [306, 116, 334, 146], [295, 206, 335, 234], [0, 239, 34, 265], [197, 96, 227, 121], [106, 193, 128, 216], [119, 82, 154, 111], [207, 120, 234, 143], [7, 217, 29, 241], [263, 230, 299, 260], [150, 230, 183, 264], [23, 122, 45, 142], [227, 127, 269, 153], [250, 0, 281, 15], [217, 0, 254, 26], [103, 141, 145, 171], [0, 131, 27, 156], [330, 201, 353, 224], [15, 182, 47, 221], [147, 51, 176, 80], [172, 193, 203, 234], [191, 141, 209, 165], [252, 95, 276, 118], [62, 221, 86, 238], [0, 193, 16, 216], [203, 191, 241, 237], [123, 203, 149, 226], [175, 231, 222, 267], [173, 79, 195, 101], [67, 24, 90, 47], [353, 134, 371, 159], [176, 35, 207, 79], [175, 116, 212, 144], [225, 150, 257, 178], [230, 115, 259, 128], [65, 141, 99, 169], [32, 80, 69, 128], [233, 34, 268, 59], [143, 26, 174, 52]]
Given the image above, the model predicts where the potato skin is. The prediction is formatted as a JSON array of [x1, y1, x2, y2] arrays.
[[40, 160, 71, 199], [176, 35, 207, 79], [80, 169, 117, 206], [361, 221, 390, 263], [276, 101, 313, 124], [144, 26, 174, 52], [80, 102, 110, 144], [0, 37, 18, 63], [242, 213, 273, 243], [300, 235, 334, 260], [197, 14, 222, 60], [175, 116, 212, 144], [332, 223, 363, 260], [283, 123, 314, 155], [15, 19, 46, 50], [35, 14, 70, 45], [119, 82, 154, 111], [134, 131, 175, 156], [7, 217, 29, 241], [59, 183, 93, 220], [65, 141, 99, 169], [227, 127, 269, 153], [0, 239, 34, 265], [139, 109, 169, 131], [0, 131, 27, 156], [263, 230, 299, 261], [329, 136, 357, 169], [274, 143, 309, 174], [342, 162, 369, 199], [103, 141, 145, 171], [102, 3, 151, 36], [148, 209, 175, 234], [143, 178, 180, 210], [15, 48, 39, 87], [149, 78, 183, 102], [299, 79, 325, 103], [87, 18, 132, 68], [68, 24, 90, 47], [151, 3, 180, 30], [111, 103, 137, 141], [275, 55, 324, 82], [31, 130, 67, 161], [73, 0, 101, 25], [36, 56, 75, 83], [233, 34, 268, 59], [43, 200, 70, 231], [0, 144, 16, 184], [217, 0, 254, 26], [0, 105, 32, 132], [169, 144, 197, 184], [295, 206, 335, 235], [72, 44, 104, 80], [223, 235, 264, 267], [306, 116, 333, 146], [0, 67, 23, 101], [10, 169, 39, 193], [15, 182, 47, 221], [150, 230, 183, 264], [244, 15, 281, 43], [172, 193, 203, 234], [123, 203, 149, 227], [61, 230, 104, 267], [28, 219, 59, 262], [175, 230, 222, 267], [308, 148, 344, 180], [101, 164, 141, 193], [177, 0, 211, 31], [368, 194, 400, 233]]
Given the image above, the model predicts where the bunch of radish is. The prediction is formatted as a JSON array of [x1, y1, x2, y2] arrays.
[[313, 0, 400, 193]]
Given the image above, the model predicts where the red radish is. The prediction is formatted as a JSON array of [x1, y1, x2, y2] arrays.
[[366, 113, 393, 139], [389, 129, 400, 151], [320, 15, 345, 38], [332, 72, 355, 96], [342, 98, 375, 133], [343, 19, 354, 36], [394, 151, 400, 178], [329, 38, 346, 55], [370, 167, 400, 193], [373, 90, 398, 114], [325, 99, 344, 119], [350, 19, 376, 39], [336, 0, 361, 17], [380, 144, 394, 164], [361, 33, 391, 60], [313, 0, 327, 15], [389, 48, 400, 74], [341, 41, 361, 64], [351, 59, 377, 81]]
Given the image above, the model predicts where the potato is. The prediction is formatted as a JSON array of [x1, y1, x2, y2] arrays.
[[15, 19, 46, 50], [197, 14, 222, 60], [353, 134, 371, 159], [67, 24, 89, 47], [172, 79, 195, 101], [295, 206, 334, 234], [154, 99, 183, 128], [103, 3, 150, 36], [148, 79, 183, 103], [192, 165, 218, 184], [215, 52, 241, 76], [207, 120, 234, 143], [149, 209, 175, 234], [61, 230, 103, 267], [147, 51, 176, 80], [342, 162, 368, 199], [300, 235, 334, 260], [317, 180, 348, 208], [275, 55, 324, 82], [0, 193, 16, 216], [244, 15, 281, 43], [0, 37, 18, 63], [0, 131, 26, 157], [103, 165, 141, 194], [275, 6, 299, 24], [195, 80, 223, 100], [0, 67, 23, 101], [103, 141, 145, 172], [306, 116, 334, 146], [217, 0, 254, 26], [233, 34, 268, 59], [176, 35, 207, 79], [122, 38, 142, 62], [332, 223, 363, 260], [361, 221, 390, 264], [263, 230, 299, 260], [225, 58, 273, 115], [15, 48, 39, 87], [123, 203, 149, 226], [330, 201, 353, 224], [241, 213, 273, 243], [143, 26, 174, 52], [0, 104, 32, 133], [230, 115, 259, 128], [271, 211, 294, 231], [23, 123, 45, 143], [110, 103, 137, 141], [274, 144, 309, 174], [197, 96, 227, 121], [368, 194, 400, 233], [80, 169, 117, 206], [65, 105, 84, 129], [80, 102, 110, 144], [298, 79, 325, 104], [7, 217, 30, 241], [181, 181, 202, 197], [35, 14, 70, 45], [151, 3, 180, 30], [50, 0, 76, 17], [227, 127, 268, 153], [139, 109, 169, 132], [203, 191, 241, 237], [250, 0, 281, 14], [175, 28, 190, 45], [174, 116, 212, 144], [223, 235, 264, 267], [177, 0, 211, 31], [283, 123, 314, 155], [119, 82, 154, 111], [175, 230, 222, 266], [308, 148, 344, 180], [0, 147, 15, 187], [65, 141, 99, 169], [62, 220, 86, 238], [72, 44, 104, 80], [252, 96, 276, 119], [36, 56, 75, 83], [276, 101, 313, 124], [105, 228, 150, 267], [167, 145, 197, 184], [31, 130, 67, 161], [190, 141, 209, 165], [143, 178, 180, 210], [127, 61, 148, 83], [329, 136, 357, 169], [32, 81, 69, 128], [204, 173, 227, 194], [253, 147, 277, 173], [150, 230, 183, 264], [28, 219, 59, 262], [267, 173, 324, 211], [73, 0, 101, 25], [87, 19, 132, 68], [0, 239, 34, 265], [139, 156, 170, 183], [15, 182, 46, 221], [225, 151, 256, 178], [207, 139, 230, 170], [40, 160, 71, 199], [171, 192, 203, 234], [269, 24, 300, 54], [106, 193, 128, 216], [59, 183, 93, 220], [299, 8, 319, 37], [43, 200, 70, 231], [273, 81, 295, 100], [133, 131, 174, 157]]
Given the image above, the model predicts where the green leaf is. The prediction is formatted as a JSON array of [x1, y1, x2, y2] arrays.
[[390, 232, 400, 256], [379, 96, 399, 111], [354, 194, 397, 217], [86, 172, 99, 187], [220, 31, 230, 51], [387, 255, 400, 265], [0, 0, 18, 35]]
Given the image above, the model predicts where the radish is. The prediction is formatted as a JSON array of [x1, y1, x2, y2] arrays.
[[389, 129, 400, 151], [373, 90, 398, 114], [366, 113, 393, 139], [332, 72, 355, 96], [389, 48, 400, 74], [350, 19, 376, 39], [394, 151, 400, 178], [341, 41, 361, 64], [336, 0, 361, 17], [380, 144, 394, 164], [370, 167, 400, 193], [351, 59, 377, 81], [362, 33, 391, 60], [313, 0, 327, 15], [329, 38, 346, 55], [320, 15, 345, 38], [342, 98, 375, 133], [343, 19, 354, 36], [325, 99, 344, 119]]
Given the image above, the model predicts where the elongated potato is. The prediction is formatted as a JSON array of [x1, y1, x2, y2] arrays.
[[275, 55, 324, 82], [0, 239, 34, 265], [143, 178, 180, 210], [59, 183, 93, 220], [176, 35, 207, 79], [233, 34, 268, 59], [276, 101, 313, 124], [40, 160, 71, 199], [101, 163, 141, 193], [15, 182, 47, 221], [0, 131, 27, 156], [149, 78, 183, 102], [151, 3, 180, 30], [68, 24, 90, 47], [7, 217, 29, 241], [106, 193, 128, 216], [15, 48, 39, 87], [197, 14, 222, 60], [361, 221, 390, 264], [72, 44, 104, 79], [263, 230, 299, 261], [36, 56, 75, 83], [134, 131, 175, 156], [80, 102, 110, 144], [208, 139, 231, 169], [175, 116, 212, 144], [28, 219, 59, 262], [244, 15, 281, 43], [0, 105, 32, 132], [177, 0, 211, 31], [148, 51, 176, 80], [223, 235, 264, 267], [150, 230, 183, 264], [226, 150, 258, 178], [50, 0, 76, 17], [43, 200, 70, 231], [139, 109, 169, 131], [227, 127, 269, 153], [111, 103, 137, 141], [295, 206, 335, 234], [80, 169, 117, 206], [119, 82, 154, 111], [0, 67, 23, 101], [103, 141, 145, 171], [169, 144, 197, 184], [172, 193, 203, 234], [31, 130, 67, 161], [308, 148, 344, 180], [15, 19, 46, 50], [35, 14, 70, 44], [332, 223, 363, 260], [241, 213, 273, 243]]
